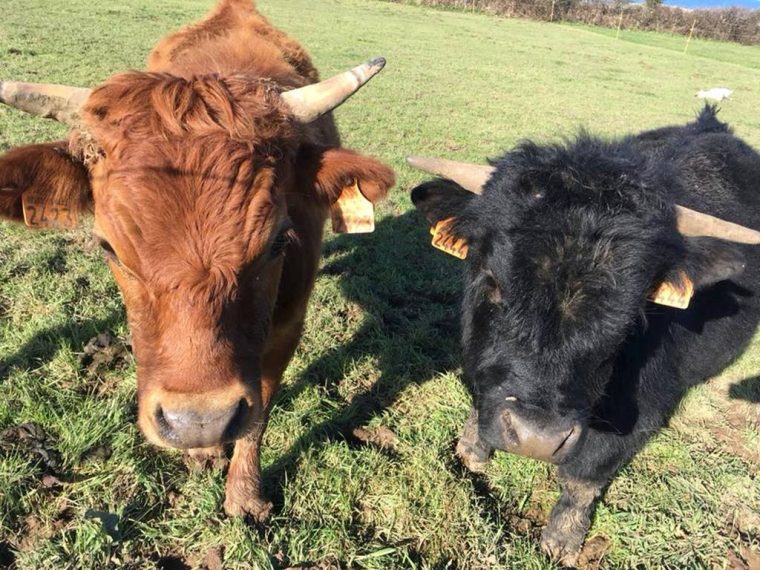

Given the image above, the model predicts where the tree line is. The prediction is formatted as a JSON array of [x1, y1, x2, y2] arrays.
[[394, 0, 760, 45]]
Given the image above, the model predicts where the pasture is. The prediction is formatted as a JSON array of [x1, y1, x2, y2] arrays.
[[1, 0, 759, 568]]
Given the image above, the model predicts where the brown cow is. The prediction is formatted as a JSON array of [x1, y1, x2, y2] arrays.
[[0, 0, 394, 520]]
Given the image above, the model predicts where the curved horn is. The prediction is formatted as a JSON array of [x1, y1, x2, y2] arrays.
[[406, 156, 495, 194], [0, 81, 91, 126], [280, 57, 386, 123], [675, 205, 760, 244]]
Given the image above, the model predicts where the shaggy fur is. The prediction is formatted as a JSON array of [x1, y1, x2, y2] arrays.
[[0, 0, 394, 521], [412, 106, 760, 562]]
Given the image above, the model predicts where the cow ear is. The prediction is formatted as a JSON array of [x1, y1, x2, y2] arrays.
[[296, 145, 395, 234], [650, 238, 746, 309], [411, 179, 476, 259], [0, 142, 91, 229], [411, 178, 476, 226], [681, 237, 747, 289]]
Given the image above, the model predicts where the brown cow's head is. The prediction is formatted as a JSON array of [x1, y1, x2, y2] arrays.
[[0, 61, 394, 450]]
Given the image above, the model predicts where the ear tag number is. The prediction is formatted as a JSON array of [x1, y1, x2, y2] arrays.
[[431, 217, 468, 259], [330, 180, 375, 234], [21, 193, 78, 229], [649, 271, 694, 309]]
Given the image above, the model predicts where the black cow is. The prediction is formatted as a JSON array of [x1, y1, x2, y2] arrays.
[[408, 106, 760, 564]]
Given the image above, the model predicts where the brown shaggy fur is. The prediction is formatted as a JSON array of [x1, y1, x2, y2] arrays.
[[0, 0, 394, 520]]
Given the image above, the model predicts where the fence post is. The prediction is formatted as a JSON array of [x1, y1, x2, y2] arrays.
[[615, 10, 624, 40], [684, 19, 697, 54]]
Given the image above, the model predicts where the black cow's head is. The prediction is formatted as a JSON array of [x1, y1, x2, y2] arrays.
[[409, 139, 758, 464]]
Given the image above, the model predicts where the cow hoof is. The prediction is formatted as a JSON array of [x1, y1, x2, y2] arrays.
[[455, 437, 489, 473], [540, 527, 583, 567], [183, 446, 228, 472], [223, 494, 273, 523]]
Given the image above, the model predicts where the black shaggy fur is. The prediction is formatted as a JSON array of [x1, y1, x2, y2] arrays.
[[411, 106, 760, 562]]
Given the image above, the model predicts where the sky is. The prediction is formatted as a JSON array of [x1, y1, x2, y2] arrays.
[[667, 0, 759, 7]]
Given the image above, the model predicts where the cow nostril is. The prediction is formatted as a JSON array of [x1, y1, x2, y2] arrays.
[[154, 406, 181, 447], [553, 426, 575, 456], [552, 423, 583, 458]]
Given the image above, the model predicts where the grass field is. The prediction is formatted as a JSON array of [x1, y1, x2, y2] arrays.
[[1, 0, 759, 568]]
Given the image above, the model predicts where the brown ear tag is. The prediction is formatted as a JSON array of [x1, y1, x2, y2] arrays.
[[330, 180, 374, 234], [649, 271, 694, 309], [431, 217, 468, 259], [21, 193, 78, 230]]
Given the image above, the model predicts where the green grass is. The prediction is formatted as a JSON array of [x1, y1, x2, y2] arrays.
[[1, 0, 759, 568]]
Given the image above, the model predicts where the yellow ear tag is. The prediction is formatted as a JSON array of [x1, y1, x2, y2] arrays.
[[431, 217, 468, 259], [21, 193, 78, 229], [649, 271, 694, 309], [330, 180, 374, 234]]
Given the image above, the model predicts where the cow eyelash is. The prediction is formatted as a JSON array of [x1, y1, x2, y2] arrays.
[[270, 221, 295, 259], [94, 237, 142, 280], [97, 238, 118, 261]]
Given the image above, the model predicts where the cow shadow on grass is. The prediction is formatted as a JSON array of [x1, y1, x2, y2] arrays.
[[0, 236, 126, 383], [260, 209, 463, 511], [729, 376, 760, 403], [0, 312, 125, 382]]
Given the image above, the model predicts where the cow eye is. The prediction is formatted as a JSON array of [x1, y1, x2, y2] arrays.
[[98, 238, 118, 262], [270, 222, 294, 259]]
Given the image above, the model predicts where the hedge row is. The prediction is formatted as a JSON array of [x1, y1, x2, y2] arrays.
[[396, 0, 760, 45]]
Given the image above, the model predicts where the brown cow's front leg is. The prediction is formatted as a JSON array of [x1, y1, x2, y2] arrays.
[[455, 407, 492, 473], [540, 476, 603, 566], [223, 320, 302, 522], [223, 416, 272, 522]]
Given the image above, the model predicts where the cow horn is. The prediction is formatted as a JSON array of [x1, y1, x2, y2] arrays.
[[280, 57, 386, 123], [406, 156, 494, 194], [675, 205, 760, 244], [407, 155, 760, 244], [0, 81, 91, 126]]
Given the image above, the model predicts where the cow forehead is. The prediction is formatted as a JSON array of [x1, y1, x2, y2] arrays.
[[79, 72, 297, 288], [81, 71, 295, 151], [91, 140, 287, 296], [469, 212, 659, 353]]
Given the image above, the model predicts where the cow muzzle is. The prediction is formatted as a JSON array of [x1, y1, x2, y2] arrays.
[[156, 400, 247, 449], [497, 410, 584, 464], [139, 387, 257, 449]]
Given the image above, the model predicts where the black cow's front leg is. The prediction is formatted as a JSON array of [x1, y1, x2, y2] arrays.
[[540, 419, 656, 565], [540, 474, 604, 566], [455, 407, 493, 473]]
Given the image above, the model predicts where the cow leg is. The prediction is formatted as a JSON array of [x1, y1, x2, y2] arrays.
[[455, 407, 492, 473], [223, 413, 273, 521], [223, 320, 303, 522], [540, 475, 603, 566], [540, 406, 668, 564]]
